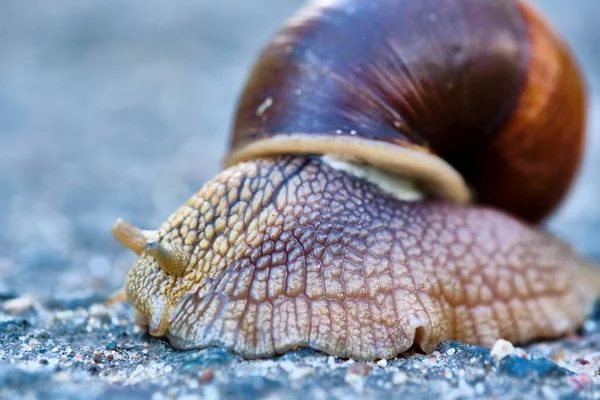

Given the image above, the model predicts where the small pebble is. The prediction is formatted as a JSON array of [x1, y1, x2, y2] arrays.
[[278, 359, 314, 379], [292, 367, 314, 380], [474, 382, 485, 395], [513, 348, 528, 358], [279, 360, 296, 373], [347, 362, 371, 376], [568, 373, 593, 391], [327, 356, 337, 368], [106, 341, 118, 350], [490, 339, 515, 360], [446, 348, 456, 356], [197, 369, 214, 384], [376, 359, 387, 368], [392, 371, 408, 385], [583, 320, 597, 332], [442, 368, 453, 379], [3, 295, 35, 313], [53, 310, 75, 321], [551, 349, 566, 363], [89, 303, 112, 318], [344, 371, 366, 393]]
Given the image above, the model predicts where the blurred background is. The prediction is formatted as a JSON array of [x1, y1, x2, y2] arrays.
[[0, 0, 598, 300]]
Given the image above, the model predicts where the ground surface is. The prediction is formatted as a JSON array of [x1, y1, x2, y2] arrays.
[[1, 0, 600, 399], [1, 298, 600, 400]]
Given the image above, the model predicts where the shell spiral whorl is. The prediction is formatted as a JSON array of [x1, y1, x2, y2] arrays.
[[229, 0, 586, 222]]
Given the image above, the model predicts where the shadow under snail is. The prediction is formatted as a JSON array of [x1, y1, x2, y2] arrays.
[[109, 0, 599, 361]]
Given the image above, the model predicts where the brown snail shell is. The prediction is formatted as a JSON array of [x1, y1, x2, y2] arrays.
[[111, 0, 594, 361], [228, 0, 586, 223]]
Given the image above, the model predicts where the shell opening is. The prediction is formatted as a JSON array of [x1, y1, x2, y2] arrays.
[[225, 134, 471, 204]]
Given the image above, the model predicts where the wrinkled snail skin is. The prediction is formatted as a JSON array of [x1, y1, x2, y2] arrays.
[[112, 0, 594, 361], [120, 156, 592, 360]]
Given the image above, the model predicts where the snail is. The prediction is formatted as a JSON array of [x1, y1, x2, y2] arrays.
[[110, 0, 597, 361]]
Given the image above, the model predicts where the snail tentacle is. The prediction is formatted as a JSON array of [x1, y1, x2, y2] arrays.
[[112, 219, 157, 255], [144, 241, 189, 277]]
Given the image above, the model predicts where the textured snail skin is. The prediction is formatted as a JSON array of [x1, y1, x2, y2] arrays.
[[230, 0, 586, 223], [122, 157, 593, 361]]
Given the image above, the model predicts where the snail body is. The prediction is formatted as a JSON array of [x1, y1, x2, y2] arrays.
[[112, 0, 594, 360]]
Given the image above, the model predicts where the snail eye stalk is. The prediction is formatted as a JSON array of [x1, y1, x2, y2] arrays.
[[144, 241, 188, 277], [111, 218, 157, 255]]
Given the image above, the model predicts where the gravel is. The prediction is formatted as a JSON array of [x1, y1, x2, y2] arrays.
[[1, 0, 600, 399], [1, 298, 600, 399]]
